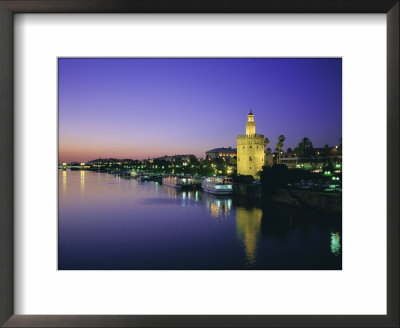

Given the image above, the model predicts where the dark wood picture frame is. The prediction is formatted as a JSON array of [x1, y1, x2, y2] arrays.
[[0, 1, 398, 327]]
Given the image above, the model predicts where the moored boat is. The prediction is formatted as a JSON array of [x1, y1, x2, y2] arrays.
[[162, 175, 195, 189], [201, 176, 233, 195]]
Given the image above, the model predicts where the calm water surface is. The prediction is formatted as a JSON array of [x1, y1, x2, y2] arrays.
[[58, 170, 342, 270]]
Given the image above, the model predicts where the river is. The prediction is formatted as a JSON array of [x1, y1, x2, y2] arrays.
[[58, 170, 342, 270]]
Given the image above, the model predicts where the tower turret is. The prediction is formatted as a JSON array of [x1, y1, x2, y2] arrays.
[[246, 109, 256, 135]]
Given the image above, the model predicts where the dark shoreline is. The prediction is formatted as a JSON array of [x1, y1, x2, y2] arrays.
[[233, 181, 341, 213]]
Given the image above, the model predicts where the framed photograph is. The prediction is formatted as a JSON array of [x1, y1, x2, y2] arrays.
[[57, 57, 343, 271], [0, 1, 398, 327]]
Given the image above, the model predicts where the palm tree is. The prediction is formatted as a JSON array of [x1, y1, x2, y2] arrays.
[[263, 138, 270, 166], [294, 137, 314, 168], [295, 137, 313, 155], [276, 135, 286, 164], [322, 144, 330, 167], [264, 137, 270, 149]]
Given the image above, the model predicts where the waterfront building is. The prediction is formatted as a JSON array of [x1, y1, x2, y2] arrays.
[[279, 155, 299, 168], [237, 110, 265, 179], [279, 146, 342, 170], [154, 154, 196, 162], [205, 147, 237, 159]]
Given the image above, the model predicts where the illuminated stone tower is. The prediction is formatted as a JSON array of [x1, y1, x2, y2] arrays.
[[237, 110, 265, 179]]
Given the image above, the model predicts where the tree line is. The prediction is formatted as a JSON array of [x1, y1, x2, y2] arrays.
[[264, 135, 342, 169]]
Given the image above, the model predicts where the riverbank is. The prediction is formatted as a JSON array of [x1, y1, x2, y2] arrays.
[[271, 189, 341, 212], [233, 182, 341, 212]]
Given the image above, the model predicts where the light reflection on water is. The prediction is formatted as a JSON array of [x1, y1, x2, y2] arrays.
[[58, 170, 342, 270], [236, 207, 262, 266], [62, 170, 67, 194], [206, 196, 232, 219], [331, 232, 341, 256], [80, 170, 85, 193]]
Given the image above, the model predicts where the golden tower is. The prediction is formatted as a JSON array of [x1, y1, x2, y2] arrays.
[[237, 110, 265, 179]]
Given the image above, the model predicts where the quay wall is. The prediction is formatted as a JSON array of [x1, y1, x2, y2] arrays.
[[271, 189, 342, 212], [233, 182, 263, 199], [233, 183, 341, 212]]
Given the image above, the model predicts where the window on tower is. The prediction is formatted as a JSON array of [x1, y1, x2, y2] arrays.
[[249, 157, 252, 161]]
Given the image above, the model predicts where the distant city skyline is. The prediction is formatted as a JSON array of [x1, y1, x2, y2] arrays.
[[58, 58, 342, 162]]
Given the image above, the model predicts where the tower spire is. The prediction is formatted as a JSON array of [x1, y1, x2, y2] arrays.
[[246, 109, 255, 134]]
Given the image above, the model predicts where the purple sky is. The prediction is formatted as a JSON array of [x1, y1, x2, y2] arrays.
[[58, 58, 342, 162]]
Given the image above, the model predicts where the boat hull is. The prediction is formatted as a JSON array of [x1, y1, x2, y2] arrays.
[[202, 186, 233, 195]]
